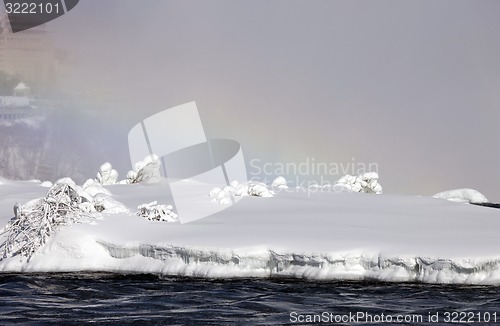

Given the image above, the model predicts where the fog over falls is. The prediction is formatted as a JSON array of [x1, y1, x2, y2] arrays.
[[0, 109, 130, 183]]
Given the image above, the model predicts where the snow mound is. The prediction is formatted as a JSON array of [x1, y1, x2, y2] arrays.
[[55, 177, 77, 188], [40, 181, 53, 188], [209, 181, 274, 204], [434, 188, 488, 204], [82, 179, 112, 197], [96, 162, 119, 185], [0, 176, 11, 185], [137, 201, 178, 222], [335, 172, 382, 194], [93, 194, 130, 214]]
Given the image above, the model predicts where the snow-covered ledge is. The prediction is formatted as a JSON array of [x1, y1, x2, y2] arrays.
[[1, 179, 500, 284]]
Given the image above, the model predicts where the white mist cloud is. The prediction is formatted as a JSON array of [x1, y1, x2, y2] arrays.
[[45, 0, 500, 199]]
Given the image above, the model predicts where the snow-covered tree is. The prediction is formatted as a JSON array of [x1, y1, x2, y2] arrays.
[[0, 183, 95, 261], [96, 162, 119, 185], [120, 154, 162, 184]]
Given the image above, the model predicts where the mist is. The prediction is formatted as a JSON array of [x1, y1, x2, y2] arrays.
[[34, 0, 500, 198]]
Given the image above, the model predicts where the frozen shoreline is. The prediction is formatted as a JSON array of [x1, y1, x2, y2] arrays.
[[1, 180, 500, 284]]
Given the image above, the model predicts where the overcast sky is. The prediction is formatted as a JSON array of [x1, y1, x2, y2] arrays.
[[45, 0, 500, 198]]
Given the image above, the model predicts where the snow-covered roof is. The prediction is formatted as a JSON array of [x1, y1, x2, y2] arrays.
[[14, 82, 30, 91]]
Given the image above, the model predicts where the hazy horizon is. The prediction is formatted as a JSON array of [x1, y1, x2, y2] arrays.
[[4, 1, 500, 199]]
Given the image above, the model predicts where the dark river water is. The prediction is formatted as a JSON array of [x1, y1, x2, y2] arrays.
[[1, 273, 499, 325]]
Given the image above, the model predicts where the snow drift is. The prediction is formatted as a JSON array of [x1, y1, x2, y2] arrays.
[[434, 188, 488, 204]]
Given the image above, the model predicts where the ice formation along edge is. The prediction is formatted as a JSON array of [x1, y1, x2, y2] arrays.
[[1, 173, 500, 285]]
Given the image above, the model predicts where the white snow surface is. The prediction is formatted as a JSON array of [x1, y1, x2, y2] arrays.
[[434, 188, 488, 204], [1, 180, 500, 284]]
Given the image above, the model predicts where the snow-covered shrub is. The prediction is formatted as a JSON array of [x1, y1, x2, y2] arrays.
[[248, 183, 274, 197], [96, 162, 119, 185], [137, 201, 178, 222], [209, 186, 232, 205], [0, 183, 95, 261], [434, 188, 488, 204], [121, 155, 162, 184], [335, 172, 382, 194], [209, 180, 274, 204], [271, 176, 288, 189]]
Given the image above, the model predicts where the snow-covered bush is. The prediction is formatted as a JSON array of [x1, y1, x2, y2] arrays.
[[209, 186, 233, 205], [335, 172, 382, 194], [271, 176, 288, 189], [137, 201, 178, 222], [96, 162, 119, 185], [0, 183, 95, 261], [209, 180, 274, 204], [248, 183, 274, 197], [121, 154, 162, 184], [433, 188, 488, 204]]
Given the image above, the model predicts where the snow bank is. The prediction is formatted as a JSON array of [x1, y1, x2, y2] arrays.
[[52, 242, 500, 284], [434, 188, 488, 204], [2, 178, 500, 284]]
